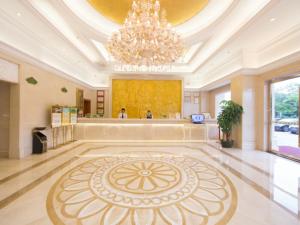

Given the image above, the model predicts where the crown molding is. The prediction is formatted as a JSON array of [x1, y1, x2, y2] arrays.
[[0, 41, 97, 89], [0, 6, 105, 87], [191, 0, 275, 73]]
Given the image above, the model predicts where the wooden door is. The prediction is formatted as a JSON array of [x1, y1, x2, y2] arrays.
[[84, 99, 91, 116]]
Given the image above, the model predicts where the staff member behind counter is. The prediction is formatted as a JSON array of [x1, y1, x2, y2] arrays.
[[118, 108, 128, 119], [146, 110, 153, 119]]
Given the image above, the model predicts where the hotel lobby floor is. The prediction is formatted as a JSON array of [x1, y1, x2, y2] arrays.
[[0, 142, 299, 225]]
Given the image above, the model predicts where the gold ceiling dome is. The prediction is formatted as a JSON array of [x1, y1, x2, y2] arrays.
[[107, 0, 185, 66], [88, 0, 209, 25]]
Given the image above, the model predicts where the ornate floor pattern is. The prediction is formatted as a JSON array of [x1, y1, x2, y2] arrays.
[[47, 152, 237, 225]]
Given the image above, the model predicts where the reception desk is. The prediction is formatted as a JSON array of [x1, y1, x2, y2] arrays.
[[74, 118, 219, 142]]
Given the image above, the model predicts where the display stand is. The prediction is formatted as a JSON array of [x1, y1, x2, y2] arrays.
[[51, 106, 77, 149], [51, 125, 74, 149]]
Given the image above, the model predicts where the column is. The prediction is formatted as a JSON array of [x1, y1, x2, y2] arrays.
[[231, 75, 256, 150]]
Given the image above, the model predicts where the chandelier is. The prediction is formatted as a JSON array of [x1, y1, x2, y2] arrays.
[[107, 0, 184, 66]]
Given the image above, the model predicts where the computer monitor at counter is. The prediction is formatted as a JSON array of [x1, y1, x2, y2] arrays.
[[191, 114, 205, 124]]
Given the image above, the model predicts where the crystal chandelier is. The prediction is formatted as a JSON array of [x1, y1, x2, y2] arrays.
[[107, 0, 184, 66]]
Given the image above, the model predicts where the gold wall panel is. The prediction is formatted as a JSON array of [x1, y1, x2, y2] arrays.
[[112, 79, 182, 118], [88, 0, 209, 25]]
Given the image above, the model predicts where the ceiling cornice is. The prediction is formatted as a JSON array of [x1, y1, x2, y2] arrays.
[[0, 41, 98, 89]]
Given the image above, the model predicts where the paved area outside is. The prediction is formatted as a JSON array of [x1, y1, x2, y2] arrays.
[[272, 130, 299, 150]]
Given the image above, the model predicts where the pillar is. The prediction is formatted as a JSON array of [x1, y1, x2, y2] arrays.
[[231, 75, 256, 150]]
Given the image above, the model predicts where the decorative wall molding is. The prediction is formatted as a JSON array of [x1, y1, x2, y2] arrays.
[[0, 57, 18, 83], [0, 42, 97, 89], [0, 5, 103, 87], [195, 26, 300, 90]]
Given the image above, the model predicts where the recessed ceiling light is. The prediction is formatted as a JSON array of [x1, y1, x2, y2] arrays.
[[270, 18, 276, 22], [16, 12, 22, 17]]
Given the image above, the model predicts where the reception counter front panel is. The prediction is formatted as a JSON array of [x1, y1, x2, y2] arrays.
[[74, 119, 218, 142]]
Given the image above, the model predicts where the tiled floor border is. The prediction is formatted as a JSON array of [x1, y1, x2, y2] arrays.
[[186, 146, 299, 219], [0, 143, 298, 219]]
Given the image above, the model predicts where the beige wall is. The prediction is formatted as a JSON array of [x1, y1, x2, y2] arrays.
[[183, 90, 200, 118], [199, 91, 209, 113], [0, 52, 97, 158], [18, 63, 97, 157], [0, 81, 10, 157], [9, 82, 20, 158], [208, 85, 231, 119]]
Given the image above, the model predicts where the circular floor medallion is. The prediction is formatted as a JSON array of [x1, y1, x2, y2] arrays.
[[107, 160, 182, 194], [47, 151, 237, 225]]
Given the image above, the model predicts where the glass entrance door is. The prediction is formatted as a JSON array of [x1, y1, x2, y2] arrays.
[[270, 77, 300, 160]]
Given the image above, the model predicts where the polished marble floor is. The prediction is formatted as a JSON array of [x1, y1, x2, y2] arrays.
[[0, 141, 299, 225]]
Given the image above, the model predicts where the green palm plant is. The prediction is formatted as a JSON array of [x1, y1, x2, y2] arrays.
[[217, 100, 243, 148]]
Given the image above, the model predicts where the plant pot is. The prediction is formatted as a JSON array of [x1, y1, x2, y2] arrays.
[[221, 140, 234, 148]]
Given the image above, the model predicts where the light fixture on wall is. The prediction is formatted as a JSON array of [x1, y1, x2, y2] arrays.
[[107, 0, 184, 66]]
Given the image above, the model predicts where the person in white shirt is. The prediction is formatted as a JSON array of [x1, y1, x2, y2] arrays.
[[118, 108, 128, 119], [146, 110, 153, 119]]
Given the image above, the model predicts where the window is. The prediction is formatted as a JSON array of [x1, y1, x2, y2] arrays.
[[215, 91, 231, 118]]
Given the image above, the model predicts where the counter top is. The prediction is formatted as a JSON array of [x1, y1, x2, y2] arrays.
[[77, 118, 217, 125]]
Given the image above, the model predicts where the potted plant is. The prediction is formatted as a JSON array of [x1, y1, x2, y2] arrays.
[[217, 100, 243, 148]]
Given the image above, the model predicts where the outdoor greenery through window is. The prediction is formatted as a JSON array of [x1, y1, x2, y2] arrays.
[[274, 80, 300, 119], [215, 91, 231, 118], [271, 77, 300, 159]]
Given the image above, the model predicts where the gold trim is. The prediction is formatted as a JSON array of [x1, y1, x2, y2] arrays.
[[187, 146, 299, 218], [46, 151, 237, 225], [0, 146, 104, 209], [88, 0, 209, 26], [0, 142, 86, 185], [207, 143, 300, 199], [0, 143, 185, 185], [0, 144, 185, 208], [107, 160, 181, 194], [207, 143, 272, 177], [1, 142, 298, 220]]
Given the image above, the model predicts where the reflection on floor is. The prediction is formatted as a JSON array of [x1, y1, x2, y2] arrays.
[[0, 142, 299, 225], [279, 146, 300, 159], [272, 130, 300, 159]]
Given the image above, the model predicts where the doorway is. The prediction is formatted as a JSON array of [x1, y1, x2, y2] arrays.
[[270, 77, 300, 160], [83, 99, 91, 116], [0, 81, 10, 158]]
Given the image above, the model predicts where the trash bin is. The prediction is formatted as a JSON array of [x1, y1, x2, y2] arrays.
[[32, 127, 47, 154]]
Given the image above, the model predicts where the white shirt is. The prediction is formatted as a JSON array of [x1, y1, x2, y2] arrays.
[[118, 112, 128, 119]]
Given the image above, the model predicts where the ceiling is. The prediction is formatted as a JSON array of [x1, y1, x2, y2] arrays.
[[0, 0, 299, 89], [88, 0, 209, 25]]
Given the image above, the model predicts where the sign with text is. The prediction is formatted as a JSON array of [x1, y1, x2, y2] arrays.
[[62, 107, 70, 125], [51, 113, 62, 128], [70, 108, 78, 125]]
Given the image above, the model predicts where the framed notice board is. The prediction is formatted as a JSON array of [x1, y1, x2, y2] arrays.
[[76, 89, 84, 117], [97, 90, 105, 116]]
